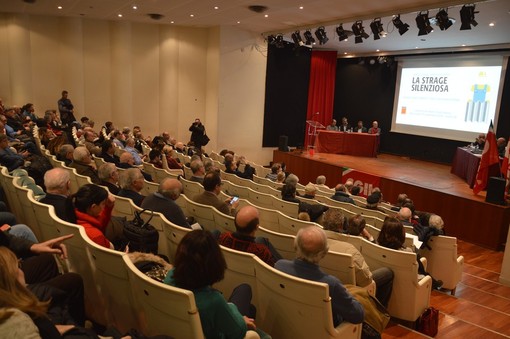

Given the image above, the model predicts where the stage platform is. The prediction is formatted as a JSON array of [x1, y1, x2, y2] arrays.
[[273, 150, 510, 251]]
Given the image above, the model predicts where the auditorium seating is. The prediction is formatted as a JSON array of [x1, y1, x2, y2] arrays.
[[161, 214, 192, 262], [11, 177, 42, 239], [180, 177, 204, 197], [254, 257, 361, 339]]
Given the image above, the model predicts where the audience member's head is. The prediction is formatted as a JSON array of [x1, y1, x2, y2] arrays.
[[173, 230, 226, 290], [334, 184, 347, 192], [377, 217, 405, 250], [344, 179, 354, 192], [322, 209, 345, 233], [44, 168, 70, 195], [298, 212, 311, 221], [234, 206, 260, 235], [276, 171, 286, 183], [304, 183, 317, 197], [350, 186, 361, 196], [119, 152, 135, 165], [158, 177, 182, 201], [119, 168, 144, 192], [98, 163, 118, 184], [295, 226, 329, 264], [316, 175, 326, 186], [396, 193, 408, 207], [73, 184, 109, 215], [366, 193, 380, 209], [281, 184, 297, 200], [202, 172, 222, 193], [190, 159, 205, 176], [101, 139, 114, 155], [397, 207, 412, 222], [73, 147, 91, 164], [57, 144, 74, 161], [428, 214, 445, 232], [285, 173, 299, 187], [346, 214, 367, 236], [271, 163, 281, 174]]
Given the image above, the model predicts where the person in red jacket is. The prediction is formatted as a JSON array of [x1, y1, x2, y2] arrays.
[[73, 184, 115, 249]]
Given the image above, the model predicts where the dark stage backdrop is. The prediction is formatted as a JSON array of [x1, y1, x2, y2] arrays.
[[263, 49, 510, 164], [263, 43, 311, 148]]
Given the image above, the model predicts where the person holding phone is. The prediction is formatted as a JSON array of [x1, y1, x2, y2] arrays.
[[192, 172, 239, 216]]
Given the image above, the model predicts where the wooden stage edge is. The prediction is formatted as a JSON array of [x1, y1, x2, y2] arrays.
[[273, 150, 510, 251]]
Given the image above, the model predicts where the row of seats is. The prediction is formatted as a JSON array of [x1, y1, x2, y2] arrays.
[[2, 166, 361, 338]]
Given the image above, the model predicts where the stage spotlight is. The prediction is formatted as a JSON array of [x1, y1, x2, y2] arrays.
[[275, 34, 284, 48], [303, 30, 316, 45], [392, 15, 409, 35], [370, 18, 386, 40], [291, 31, 304, 48], [460, 4, 478, 30], [416, 11, 433, 36], [352, 20, 369, 44], [435, 8, 453, 30], [314, 26, 329, 45], [335, 24, 349, 41]]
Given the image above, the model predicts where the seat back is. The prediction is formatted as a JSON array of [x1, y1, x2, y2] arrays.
[[180, 177, 204, 197], [254, 257, 361, 339], [142, 162, 156, 179], [185, 198, 216, 231], [86, 241, 139, 332], [161, 214, 192, 262], [215, 246, 258, 309], [123, 256, 204, 338], [419, 235, 464, 291], [320, 251, 356, 285], [212, 209, 236, 233], [257, 226, 296, 260], [360, 240, 431, 321], [143, 179, 159, 196], [277, 213, 317, 235], [12, 178, 42, 239], [271, 196, 299, 218]]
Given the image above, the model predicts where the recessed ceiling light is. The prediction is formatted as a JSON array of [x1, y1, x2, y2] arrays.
[[376, 49, 380, 52], [57, 6, 62, 10], [190, 14, 194, 17], [118, 14, 123, 18], [170, 21, 174, 24], [237, 21, 241, 24], [489, 22, 495, 27], [132, 5, 137, 10], [264, 14, 269, 18], [462, 44, 466, 46], [344, 52, 347, 55], [299, 6, 304, 10], [214, 6, 219, 10], [415, 46, 419, 49]]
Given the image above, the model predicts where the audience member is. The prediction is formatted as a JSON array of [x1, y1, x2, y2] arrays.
[[100, 139, 120, 166], [428, 214, 445, 235], [98, 163, 120, 195], [162, 145, 183, 169], [192, 172, 239, 216], [265, 163, 280, 181], [218, 206, 281, 266], [118, 152, 153, 182], [56, 144, 74, 166], [377, 217, 443, 290], [82, 130, 101, 157], [111, 130, 125, 148], [117, 168, 145, 207], [124, 138, 144, 165], [40, 168, 77, 223], [396, 207, 414, 227], [322, 210, 394, 307], [331, 184, 355, 204], [497, 137, 506, 157], [315, 175, 329, 189], [189, 159, 205, 184], [275, 226, 364, 327], [73, 184, 115, 249], [148, 149, 163, 169], [298, 211, 311, 221], [69, 146, 101, 184], [276, 171, 286, 183], [303, 183, 318, 199], [141, 178, 190, 228], [345, 214, 374, 242], [281, 184, 328, 222], [164, 230, 265, 338], [285, 173, 299, 187], [344, 179, 354, 193], [350, 186, 361, 196], [0, 133, 28, 171]]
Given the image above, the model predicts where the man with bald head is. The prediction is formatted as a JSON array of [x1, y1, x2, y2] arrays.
[[141, 177, 190, 228], [397, 207, 414, 227], [69, 146, 101, 184], [118, 151, 153, 182], [275, 226, 364, 327], [40, 168, 76, 223], [218, 205, 281, 266]]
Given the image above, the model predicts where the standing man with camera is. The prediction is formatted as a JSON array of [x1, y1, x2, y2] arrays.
[[189, 118, 206, 152], [57, 90, 76, 126]]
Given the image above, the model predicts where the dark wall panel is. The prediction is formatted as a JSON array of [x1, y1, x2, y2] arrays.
[[262, 43, 311, 148]]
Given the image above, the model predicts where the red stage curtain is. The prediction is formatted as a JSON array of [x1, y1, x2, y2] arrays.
[[304, 50, 337, 149]]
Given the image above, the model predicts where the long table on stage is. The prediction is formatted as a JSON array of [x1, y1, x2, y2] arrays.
[[451, 147, 501, 188], [314, 130, 378, 157]]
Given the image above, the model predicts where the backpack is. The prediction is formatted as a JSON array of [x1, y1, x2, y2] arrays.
[[123, 210, 159, 254]]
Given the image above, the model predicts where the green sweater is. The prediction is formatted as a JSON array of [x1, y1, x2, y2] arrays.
[[164, 268, 247, 339]]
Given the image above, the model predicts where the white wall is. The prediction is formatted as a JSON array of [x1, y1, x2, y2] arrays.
[[0, 14, 273, 166]]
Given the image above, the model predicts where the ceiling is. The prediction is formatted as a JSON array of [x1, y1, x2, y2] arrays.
[[1, 0, 509, 56]]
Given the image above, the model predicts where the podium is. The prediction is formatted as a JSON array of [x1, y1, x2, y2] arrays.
[[306, 120, 325, 150]]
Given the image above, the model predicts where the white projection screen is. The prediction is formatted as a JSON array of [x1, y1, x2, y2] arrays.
[[391, 54, 508, 142]]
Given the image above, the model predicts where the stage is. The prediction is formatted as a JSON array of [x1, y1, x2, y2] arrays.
[[273, 150, 510, 251]]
